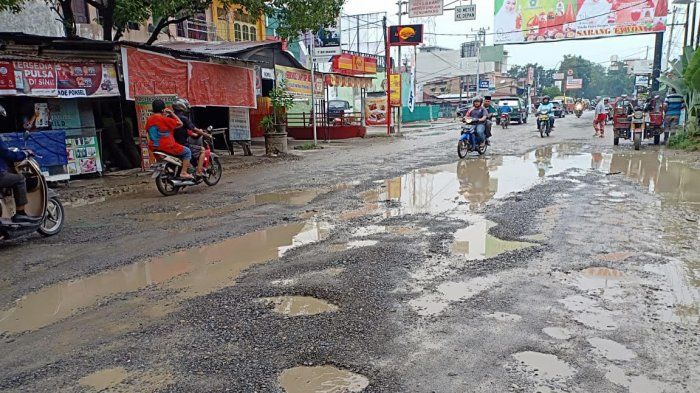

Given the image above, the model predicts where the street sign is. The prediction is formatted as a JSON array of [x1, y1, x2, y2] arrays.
[[408, 0, 444, 18], [455, 5, 476, 21], [553, 72, 564, 80], [313, 25, 341, 59], [635, 75, 650, 86], [567, 69, 574, 76], [479, 80, 489, 89], [566, 78, 583, 89]]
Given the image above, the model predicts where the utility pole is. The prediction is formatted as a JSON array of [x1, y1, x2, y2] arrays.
[[384, 16, 391, 136], [684, 3, 690, 48], [396, 1, 406, 135], [691, 1, 697, 48], [651, 32, 664, 92], [666, 7, 678, 68], [310, 38, 317, 145]]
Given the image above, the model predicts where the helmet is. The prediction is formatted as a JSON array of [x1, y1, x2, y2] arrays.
[[172, 98, 191, 113], [472, 96, 483, 104], [542, 95, 550, 101]]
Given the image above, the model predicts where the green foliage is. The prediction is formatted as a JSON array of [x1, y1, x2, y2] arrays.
[[229, 0, 344, 39], [667, 130, 700, 151], [541, 86, 562, 98], [260, 115, 275, 133], [269, 81, 295, 121], [0, 0, 24, 13]]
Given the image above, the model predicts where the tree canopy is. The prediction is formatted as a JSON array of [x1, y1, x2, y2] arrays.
[[0, 0, 344, 43]]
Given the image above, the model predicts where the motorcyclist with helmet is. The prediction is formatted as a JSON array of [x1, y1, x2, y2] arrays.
[[171, 98, 210, 177], [462, 96, 488, 147], [146, 99, 193, 179], [537, 96, 555, 130], [0, 105, 40, 223]]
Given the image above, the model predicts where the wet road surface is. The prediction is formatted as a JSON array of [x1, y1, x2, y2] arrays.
[[1, 113, 698, 392]]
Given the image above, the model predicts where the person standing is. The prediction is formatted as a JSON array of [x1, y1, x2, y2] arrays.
[[663, 89, 685, 142], [594, 97, 609, 137]]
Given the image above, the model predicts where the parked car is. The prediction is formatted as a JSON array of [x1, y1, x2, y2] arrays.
[[494, 97, 528, 124], [327, 100, 351, 122], [551, 100, 565, 118]]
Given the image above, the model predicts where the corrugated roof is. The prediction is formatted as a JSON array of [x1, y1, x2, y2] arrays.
[[156, 40, 277, 55]]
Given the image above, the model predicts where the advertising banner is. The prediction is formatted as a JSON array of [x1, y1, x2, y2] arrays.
[[553, 72, 565, 80], [493, 0, 667, 44], [314, 24, 342, 59], [388, 25, 424, 46], [390, 74, 401, 107], [408, 0, 444, 18], [332, 54, 378, 75], [135, 95, 177, 169], [66, 135, 103, 175], [0, 61, 119, 97], [366, 93, 388, 125], [274, 65, 324, 98]]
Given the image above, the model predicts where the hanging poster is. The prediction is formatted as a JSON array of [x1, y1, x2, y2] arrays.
[[0, 61, 16, 94], [12, 61, 57, 96], [56, 63, 119, 98], [229, 107, 251, 141], [493, 0, 667, 44], [47, 99, 82, 135], [390, 74, 401, 107], [366, 93, 388, 125], [65, 136, 103, 175], [135, 95, 177, 169]]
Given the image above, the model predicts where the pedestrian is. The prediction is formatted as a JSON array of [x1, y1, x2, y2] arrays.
[[663, 89, 685, 142], [594, 97, 609, 138]]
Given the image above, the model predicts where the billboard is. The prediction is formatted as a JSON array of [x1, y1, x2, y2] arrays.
[[389, 25, 424, 46], [493, 0, 667, 44], [408, 0, 444, 18]]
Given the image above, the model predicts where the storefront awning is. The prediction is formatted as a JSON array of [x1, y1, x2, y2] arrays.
[[323, 73, 374, 89]]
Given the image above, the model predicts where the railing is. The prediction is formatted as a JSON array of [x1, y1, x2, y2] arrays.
[[176, 19, 217, 41], [287, 111, 364, 128]]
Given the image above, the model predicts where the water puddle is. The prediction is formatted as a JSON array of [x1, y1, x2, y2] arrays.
[[605, 365, 678, 392], [261, 296, 339, 317], [78, 367, 128, 391], [588, 337, 637, 361], [576, 267, 626, 291], [642, 258, 699, 323], [484, 312, 522, 322], [512, 351, 576, 380], [410, 275, 499, 316], [542, 327, 572, 340], [451, 219, 535, 260], [278, 365, 369, 393], [559, 295, 618, 330], [0, 220, 330, 334]]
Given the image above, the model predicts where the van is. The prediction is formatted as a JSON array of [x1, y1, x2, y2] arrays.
[[494, 97, 528, 124]]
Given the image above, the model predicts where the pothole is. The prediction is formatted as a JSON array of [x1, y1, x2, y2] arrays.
[[588, 337, 637, 361], [596, 252, 636, 262], [576, 267, 626, 291], [484, 312, 522, 322], [78, 367, 128, 391], [559, 295, 619, 331], [260, 296, 339, 317], [512, 351, 576, 380], [278, 365, 369, 393], [542, 327, 572, 340], [409, 275, 499, 316]]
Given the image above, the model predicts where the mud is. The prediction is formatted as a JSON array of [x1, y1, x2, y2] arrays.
[[278, 366, 369, 393], [260, 296, 339, 316]]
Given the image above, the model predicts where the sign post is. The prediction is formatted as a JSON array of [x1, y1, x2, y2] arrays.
[[455, 5, 476, 21]]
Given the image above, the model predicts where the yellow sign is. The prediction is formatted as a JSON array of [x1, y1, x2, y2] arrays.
[[274, 65, 323, 98], [390, 74, 401, 107]]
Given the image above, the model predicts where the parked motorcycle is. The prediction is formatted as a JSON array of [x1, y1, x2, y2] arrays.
[[536, 109, 552, 138], [574, 102, 583, 118], [1, 131, 65, 240], [457, 118, 487, 158], [151, 129, 223, 196], [500, 113, 510, 129]]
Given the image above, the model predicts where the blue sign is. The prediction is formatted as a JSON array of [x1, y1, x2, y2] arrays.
[[479, 80, 490, 89], [1, 131, 68, 169]]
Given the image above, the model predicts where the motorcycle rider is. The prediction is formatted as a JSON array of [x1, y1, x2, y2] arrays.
[[0, 105, 40, 223], [499, 101, 512, 123], [172, 98, 209, 177], [146, 99, 193, 179], [463, 96, 488, 147], [537, 96, 555, 130], [483, 96, 497, 144]]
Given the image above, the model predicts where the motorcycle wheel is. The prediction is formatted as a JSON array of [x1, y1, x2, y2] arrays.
[[477, 143, 487, 155], [663, 131, 670, 144], [539, 126, 544, 138], [203, 157, 222, 186], [457, 140, 469, 158], [155, 164, 181, 196], [633, 134, 642, 150], [37, 197, 65, 237], [653, 134, 660, 145]]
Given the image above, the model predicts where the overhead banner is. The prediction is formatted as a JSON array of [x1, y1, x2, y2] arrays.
[[493, 0, 667, 44], [408, 0, 444, 18], [0, 60, 119, 98], [314, 24, 341, 59]]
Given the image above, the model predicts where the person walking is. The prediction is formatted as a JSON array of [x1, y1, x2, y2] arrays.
[[663, 89, 685, 143], [594, 97, 609, 138]]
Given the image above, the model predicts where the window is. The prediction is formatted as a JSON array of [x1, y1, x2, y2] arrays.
[[234, 23, 242, 41], [250, 27, 256, 41], [242, 25, 250, 41]]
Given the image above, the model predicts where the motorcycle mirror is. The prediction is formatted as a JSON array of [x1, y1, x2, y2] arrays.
[[23, 130, 30, 142]]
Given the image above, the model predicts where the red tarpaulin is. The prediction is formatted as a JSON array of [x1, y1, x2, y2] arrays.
[[123, 47, 255, 108]]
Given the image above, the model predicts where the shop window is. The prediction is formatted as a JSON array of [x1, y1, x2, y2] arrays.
[[250, 27, 256, 40], [234, 23, 242, 41], [242, 25, 250, 41]]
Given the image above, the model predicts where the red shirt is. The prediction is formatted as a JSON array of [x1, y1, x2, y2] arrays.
[[146, 113, 183, 155]]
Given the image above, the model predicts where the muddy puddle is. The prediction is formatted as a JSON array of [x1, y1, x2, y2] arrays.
[[451, 219, 535, 260], [78, 367, 128, 391], [261, 296, 339, 316], [588, 337, 637, 361], [512, 351, 576, 380], [410, 275, 499, 316], [576, 267, 626, 291], [542, 327, 572, 340], [0, 220, 330, 334], [278, 365, 369, 393]]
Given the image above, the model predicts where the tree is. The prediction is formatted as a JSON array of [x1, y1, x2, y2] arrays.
[[541, 86, 562, 98]]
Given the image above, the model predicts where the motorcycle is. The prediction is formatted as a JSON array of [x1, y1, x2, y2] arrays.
[[1, 131, 65, 240], [630, 107, 645, 151], [500, 113, 510, 129], [151, 128, 223, 196], [574, 103, 583, 118], [457, 118, 487, 158], [536, 110, 552, 138]]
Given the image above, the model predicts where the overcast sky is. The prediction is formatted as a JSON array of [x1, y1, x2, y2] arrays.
[[342, 0, 682, 69]]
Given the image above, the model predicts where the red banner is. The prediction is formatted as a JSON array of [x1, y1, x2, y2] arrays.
[[0, 60, 119, 97], [0, 61, 16, 94], [332, 54, 378, 75], [124, 47, 256, 108], [56, 63, 119, 97], [12, 60, 57, 96]]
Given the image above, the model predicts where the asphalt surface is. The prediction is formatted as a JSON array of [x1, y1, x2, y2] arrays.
[[0, 112, 698, 393]]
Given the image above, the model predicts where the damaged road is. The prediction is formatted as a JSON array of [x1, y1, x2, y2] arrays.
[[0, 114, 698, 392]]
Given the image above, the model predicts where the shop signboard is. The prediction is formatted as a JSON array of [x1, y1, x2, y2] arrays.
[[135, 95, 177, 169], [389, 74, 401, 107], [261, 68, 275, 80], [408, 0, 444, 18], [479, 80, 490, 89], [274, 65, 323, 98], [332, 54, 379, 75], [229, 107, 251, 141], [635, 75, 650, 86], [365, 93, 388, 125], [388, 25, 424, 46], [455, 4, 476, 21], [553, 72, 565, 80], [493, 0, 667, 44], [565, 78, 583, 89], [0, 60, 119, 97]]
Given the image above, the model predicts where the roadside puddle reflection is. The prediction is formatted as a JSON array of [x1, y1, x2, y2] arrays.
[[588, 337, 637, 361], [278, 365, 369, 393], [451, 219, 535, 260], [0, 220, 330, 334], [261, 296, 339, 316], [576, 267, 626, 291]]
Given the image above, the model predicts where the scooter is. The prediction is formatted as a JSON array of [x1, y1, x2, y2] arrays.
[[574, 103, 583, 118], [1, 131, 65, 240], [457, 118, 487, 158], [536, 109, 552, 138], [500, 113, 510, 129], [151, 128, 223, 196]]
